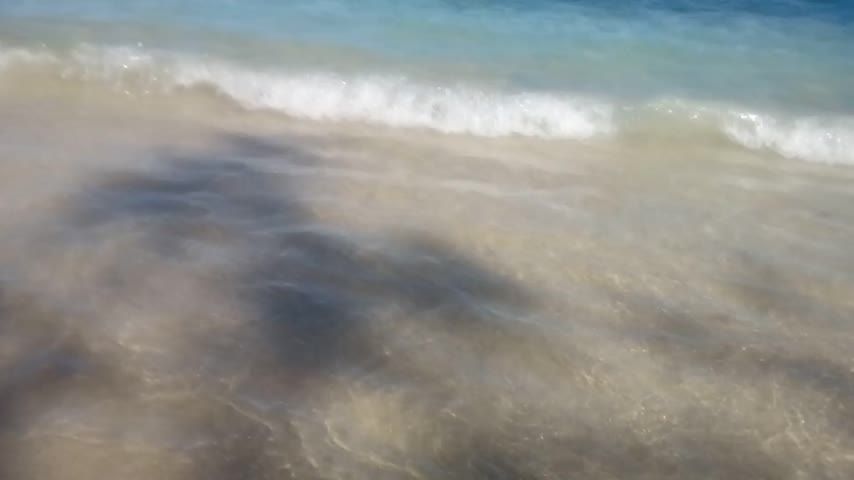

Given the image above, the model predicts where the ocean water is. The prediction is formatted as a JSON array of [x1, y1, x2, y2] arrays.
[[2, 0, 854, 162], [1, 1, 854, 480]]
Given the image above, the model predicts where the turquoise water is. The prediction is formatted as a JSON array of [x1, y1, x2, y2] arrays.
[[4, 0, 853, 106], [2, 0, 854, 163]]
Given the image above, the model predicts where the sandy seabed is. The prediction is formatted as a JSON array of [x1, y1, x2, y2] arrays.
[[1, 88, 853, 480]]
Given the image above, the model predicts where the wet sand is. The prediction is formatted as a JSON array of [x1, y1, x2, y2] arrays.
[[1, 91, 853, 479]]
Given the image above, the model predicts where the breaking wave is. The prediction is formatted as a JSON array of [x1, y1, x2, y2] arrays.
[[2, 44, 853, 165]]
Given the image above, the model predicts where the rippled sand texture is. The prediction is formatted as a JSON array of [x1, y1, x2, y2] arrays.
[[1, 98, 853, 480]]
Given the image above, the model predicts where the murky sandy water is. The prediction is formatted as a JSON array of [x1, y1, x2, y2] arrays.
[[1, 89, 853, 479]]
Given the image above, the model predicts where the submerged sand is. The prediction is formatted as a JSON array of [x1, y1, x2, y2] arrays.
[[1, 88, 853, 479]]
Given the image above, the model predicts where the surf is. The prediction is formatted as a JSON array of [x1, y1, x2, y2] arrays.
[[2, 43, 854, 166]]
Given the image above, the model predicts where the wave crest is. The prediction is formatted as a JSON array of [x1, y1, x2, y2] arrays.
[[169, 64, 615, 138], [58, 45, 614, 139], [2, 44, 854, 165], [723, 112, 854, 166]]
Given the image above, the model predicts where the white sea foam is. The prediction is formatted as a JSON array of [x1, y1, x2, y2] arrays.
[[2, 44, 854, 165], [174, 65, 615, 138], [723, 111, 854, 166], [62, 45, 615, 139], [0, 46, 57, 68]]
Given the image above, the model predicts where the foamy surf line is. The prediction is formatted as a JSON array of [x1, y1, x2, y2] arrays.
[[2, 44, 854, 165], [0, 44, 614, 139]]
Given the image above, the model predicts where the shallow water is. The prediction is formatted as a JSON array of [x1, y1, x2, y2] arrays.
[[1, 85, 853, 479], [1, 2, 854, 479], [3, 0, 854, 163]]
